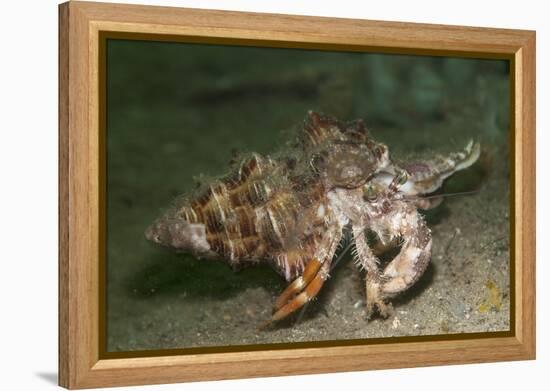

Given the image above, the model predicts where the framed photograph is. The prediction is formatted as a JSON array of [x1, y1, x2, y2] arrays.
[[58, 1, 535, 389]]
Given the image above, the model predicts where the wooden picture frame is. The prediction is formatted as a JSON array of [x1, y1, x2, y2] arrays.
[[58, 1, 536, 389]]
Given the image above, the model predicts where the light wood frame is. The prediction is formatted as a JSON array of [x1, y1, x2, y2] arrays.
[[59, 1, 536, 389]]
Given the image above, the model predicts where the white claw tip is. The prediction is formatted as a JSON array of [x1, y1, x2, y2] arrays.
[[456, 140, 481, 171]]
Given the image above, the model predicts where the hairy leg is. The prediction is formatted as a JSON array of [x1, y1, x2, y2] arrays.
[[352, 225, 392, 318]]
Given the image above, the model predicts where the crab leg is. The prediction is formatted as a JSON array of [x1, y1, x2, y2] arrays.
[[263, 225, 342, 325], [274, 257, 323, 310], [352, 225, 392, 317], [270, 259, 331, 322], [380, 208, 432, 296]]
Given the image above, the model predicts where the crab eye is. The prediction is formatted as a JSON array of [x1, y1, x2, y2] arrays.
[[397, 170, 409, 185], [363, 185, 378, 201]]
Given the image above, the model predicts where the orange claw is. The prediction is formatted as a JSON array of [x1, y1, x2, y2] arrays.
[[274, 258, 323, 310]]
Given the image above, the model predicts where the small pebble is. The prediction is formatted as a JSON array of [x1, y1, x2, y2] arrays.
[[392, 317, 401, 329]]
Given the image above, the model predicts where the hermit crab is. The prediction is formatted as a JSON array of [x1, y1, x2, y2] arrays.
[[146, 111, 480, 326]]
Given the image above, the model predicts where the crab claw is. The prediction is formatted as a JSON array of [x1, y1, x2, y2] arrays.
[[398, 140, 481, 196]]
